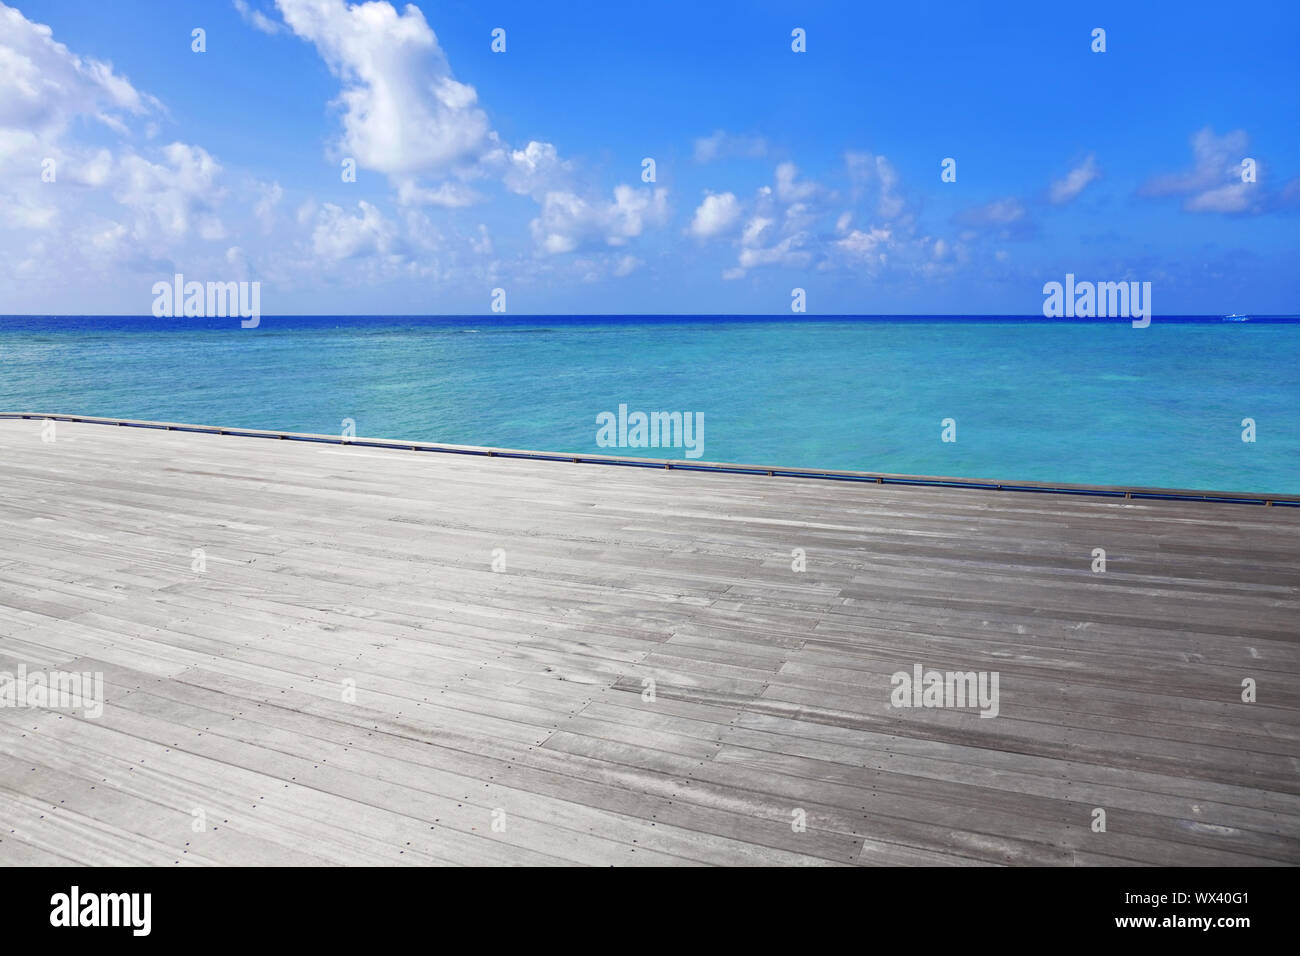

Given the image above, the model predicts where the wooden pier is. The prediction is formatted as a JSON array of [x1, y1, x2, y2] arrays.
[[1, 415, 1297, 866]]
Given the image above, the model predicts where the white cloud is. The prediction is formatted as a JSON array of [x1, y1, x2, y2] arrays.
[[774, 162, 818, 203], [783, 201, 816, 233], [1049, 154, 1100, 204], [311, 200, 400, 260], [836, 227, 892, 259], [693, 130, 767, 163], [709, 158, 914, 279], [276, 0, 492, 178], [1181, 183, 1254, 214], [394, 178, 479, 208], [1140, 127, 1266, 215], [876, 159, 904, 219], [234, 0, 285, 34], [570, 252, 644, 282], [846, 152, 904, 220], [737, 234, 811, 271], [500, 140, 570, 197], [1143, 128, 1246, 196], [277, 0, 665, 259], [711, 156, 912, 279], [225, 245, 253, 280], [8, 194, 57, 230], [0, 0, 475, 307], [0, 2, 154, 139], [688, 191, 740, 239], [740, 215, 773, 248], [74, 148, 114, 187], [954, 197, 1027, 228], [613, 254, 642, 277], [116, 143, 227, 241], [0, 2, 265, 292], [296, 198, 319, 225], [530, 185, 668, 255]]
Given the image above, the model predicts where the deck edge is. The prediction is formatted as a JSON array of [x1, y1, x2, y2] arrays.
[[4, 411, 1296, 506]]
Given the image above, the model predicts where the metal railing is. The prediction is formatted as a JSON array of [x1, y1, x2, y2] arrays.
[[4, 412, 1297, 507]]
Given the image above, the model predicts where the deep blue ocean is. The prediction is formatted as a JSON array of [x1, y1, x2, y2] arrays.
[[1, 315, 1297, 493]]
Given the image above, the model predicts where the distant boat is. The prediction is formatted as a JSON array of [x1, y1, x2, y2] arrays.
[[1223, 313, 1249, 322]]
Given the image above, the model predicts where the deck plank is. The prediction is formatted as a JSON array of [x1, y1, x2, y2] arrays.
[[1, 419, 1297, 866]]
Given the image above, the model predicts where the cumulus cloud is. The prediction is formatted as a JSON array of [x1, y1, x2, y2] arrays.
[[530, 185, 669, 255], [276, 0, 492, 180], [688, 191, 740, 239], [1142, 128, 1247, 196], [311, 200, 401, 260], [0, 1, 461, 308], [1049, 154, 1099, 204], [735, 234, 811, 272], [827, 223, 965, 282], [836, 226, 892, 259], [700, 166, 826, 278], [277, 0, 665, 258], [499, 140, 571, 197], [274, 0, 577, 229], [0, 1, 300, 294], [0, 2, 155, 139], [699, 158, 930, 280], [693, 130, 767, 163], [116, 143, 227, 241], [1139, 127, 1267, 215]]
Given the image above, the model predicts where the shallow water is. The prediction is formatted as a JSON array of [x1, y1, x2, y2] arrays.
[[1, 316, 1296, 493]]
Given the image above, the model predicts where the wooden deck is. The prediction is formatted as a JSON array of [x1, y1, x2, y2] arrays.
[[1, 417, 1297, 866]]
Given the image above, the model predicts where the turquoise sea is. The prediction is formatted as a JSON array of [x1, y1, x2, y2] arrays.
[[1, 316, 1297, 494]]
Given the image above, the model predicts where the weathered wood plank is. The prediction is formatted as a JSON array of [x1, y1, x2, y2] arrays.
[[1, 419, 1297, 866]]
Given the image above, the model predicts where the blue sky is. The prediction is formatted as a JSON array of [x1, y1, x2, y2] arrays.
[[1, 0, 1297, 314]]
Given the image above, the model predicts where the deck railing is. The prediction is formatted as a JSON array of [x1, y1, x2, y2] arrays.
[[4, 412, 1297, 507]]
